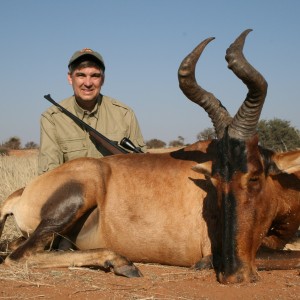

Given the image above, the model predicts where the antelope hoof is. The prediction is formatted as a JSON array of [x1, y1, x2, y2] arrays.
[[217, 270, 260, 284], [113, 263, 143, 278]]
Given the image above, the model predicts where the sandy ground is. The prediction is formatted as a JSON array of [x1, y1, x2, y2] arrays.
[[0, 263, 299, 300]]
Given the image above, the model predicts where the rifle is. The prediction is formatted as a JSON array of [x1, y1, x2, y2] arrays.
[[44, 94, 143, 155]]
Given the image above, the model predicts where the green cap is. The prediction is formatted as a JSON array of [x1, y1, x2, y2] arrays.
[[68, 48, 105, 70]]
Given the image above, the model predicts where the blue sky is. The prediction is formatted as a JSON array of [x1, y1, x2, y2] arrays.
[[0, 0, 299, 145]]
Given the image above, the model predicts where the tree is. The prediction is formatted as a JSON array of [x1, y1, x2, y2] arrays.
[[3, 136, 21, 150], [197, 127, 217, 141], [169, 136, 185, 147], [195, 119, 300, 151], [25, 141, 39, 149], [257, 118, 300, 151], [146, 139, 166, 149]]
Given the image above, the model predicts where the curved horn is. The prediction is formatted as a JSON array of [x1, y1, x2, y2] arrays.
[[226, 29, 268, 140], [178, 38, 232, 139]]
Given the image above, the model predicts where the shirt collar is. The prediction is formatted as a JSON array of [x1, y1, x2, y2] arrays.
[[73, 95, 102, 120]]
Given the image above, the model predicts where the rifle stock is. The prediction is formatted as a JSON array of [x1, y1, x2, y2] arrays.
[[44, 94, 142, 155]]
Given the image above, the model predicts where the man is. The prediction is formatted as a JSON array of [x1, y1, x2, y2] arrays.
[[38, 48, 146, 175]]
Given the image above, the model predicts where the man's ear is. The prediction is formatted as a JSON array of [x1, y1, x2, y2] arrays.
[[67, 72, 73, 85]]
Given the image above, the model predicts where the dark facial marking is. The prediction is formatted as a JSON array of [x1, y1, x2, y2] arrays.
[[219, 191, 242, 275], [213, 132, 248, 182], [210, 130, 247, 275]]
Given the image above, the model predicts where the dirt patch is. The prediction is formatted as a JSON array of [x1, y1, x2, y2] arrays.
[[0, 263, 299, 299]]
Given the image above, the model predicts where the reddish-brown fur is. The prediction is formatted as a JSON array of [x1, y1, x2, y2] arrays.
[[0, 138, 299, 283]]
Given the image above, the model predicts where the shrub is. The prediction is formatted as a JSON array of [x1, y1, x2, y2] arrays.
[[0, 147, 8, 156]]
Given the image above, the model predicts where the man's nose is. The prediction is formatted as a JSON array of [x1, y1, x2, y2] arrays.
[[84, 77, 92, 86]]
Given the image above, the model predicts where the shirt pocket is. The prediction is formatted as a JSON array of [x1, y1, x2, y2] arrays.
[[59, 138, 88, 162]]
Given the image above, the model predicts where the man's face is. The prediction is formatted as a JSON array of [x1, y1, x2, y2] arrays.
[[68, 66, 104, 104]]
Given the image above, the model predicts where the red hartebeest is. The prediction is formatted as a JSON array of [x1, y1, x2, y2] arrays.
[[0, 29, 300, 284]]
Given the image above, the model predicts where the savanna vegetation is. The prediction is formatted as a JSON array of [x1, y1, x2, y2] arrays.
[[0, 154, 38, 243], [1, 118, 299, 152], [145, 118, 300, 150]]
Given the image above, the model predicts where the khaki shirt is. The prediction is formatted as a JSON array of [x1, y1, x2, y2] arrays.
[[38, 94, 146, 174]]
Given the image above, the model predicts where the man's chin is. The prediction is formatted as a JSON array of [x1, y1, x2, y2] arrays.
[[77, 95, 97, 102]]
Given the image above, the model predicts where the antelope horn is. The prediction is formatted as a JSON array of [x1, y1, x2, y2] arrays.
[[178, 37, 232, 139], [226, 29, 268, 140]]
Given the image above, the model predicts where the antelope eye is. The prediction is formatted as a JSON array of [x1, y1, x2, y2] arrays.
[[249, 176, 259, 182], [247, 176, 261, 193]]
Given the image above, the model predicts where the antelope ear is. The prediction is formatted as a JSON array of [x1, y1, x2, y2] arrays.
[[192, 161, 212, 177], [272, 150, 300, 174]]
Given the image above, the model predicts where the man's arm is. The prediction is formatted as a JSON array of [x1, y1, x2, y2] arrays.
[[126, 110, 147, 153], [38, 114, 64, 175]]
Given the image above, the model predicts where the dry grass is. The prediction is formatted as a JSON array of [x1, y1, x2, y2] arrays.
[[0, 153, 38, 244], [0, 153, 38, 201]]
